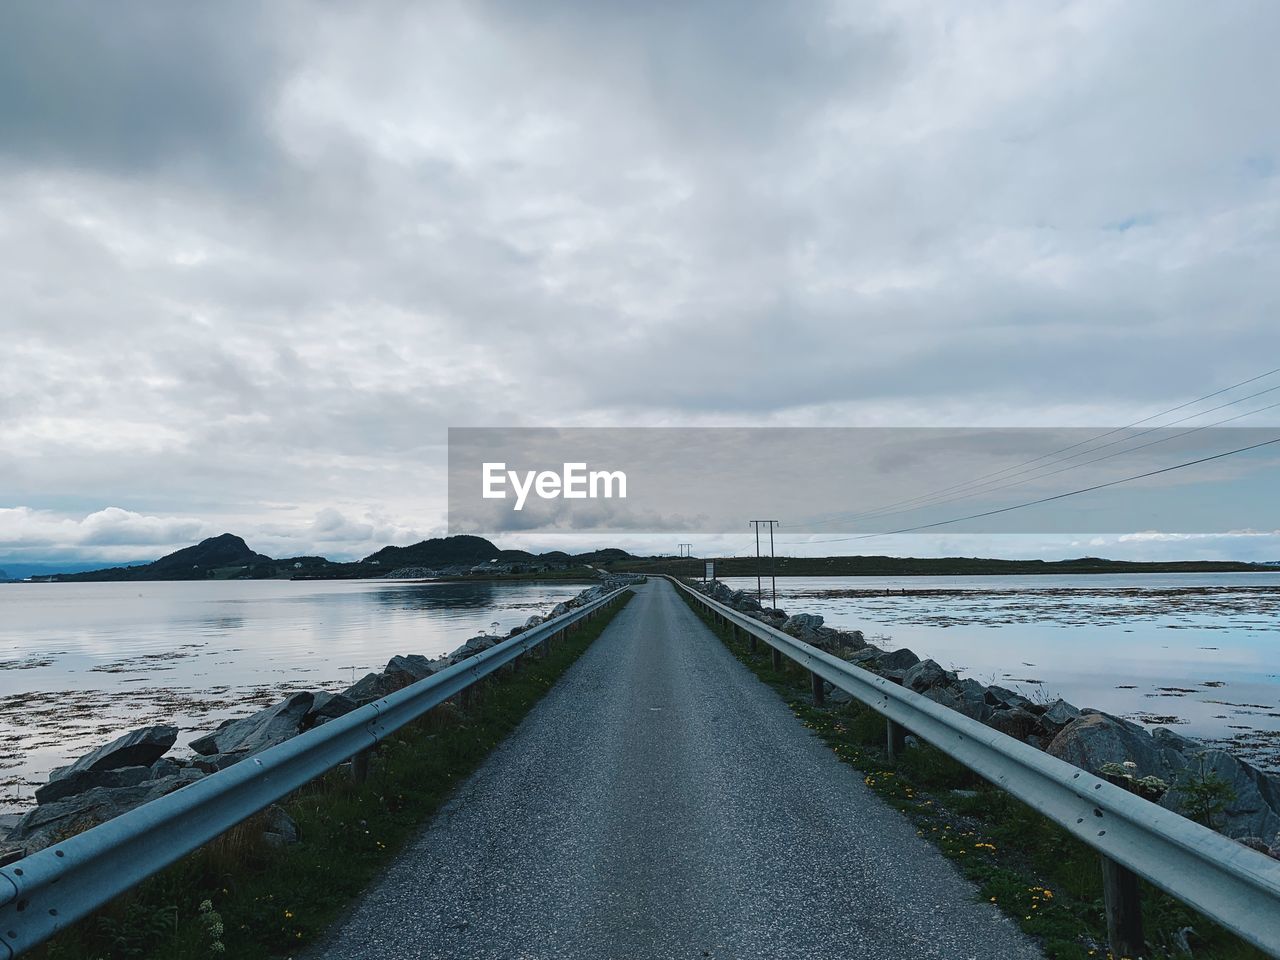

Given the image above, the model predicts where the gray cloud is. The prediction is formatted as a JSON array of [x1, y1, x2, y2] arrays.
[[3, 1, 1279, 562], [0, 1, 287, 177]]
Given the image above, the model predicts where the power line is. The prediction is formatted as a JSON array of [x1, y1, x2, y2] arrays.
[[781, 433, 1280, 546], [796, 364, 1280, 528], [826, 393, 1280, 529]]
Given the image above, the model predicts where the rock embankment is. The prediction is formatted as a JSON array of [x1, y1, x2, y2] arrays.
[[1, 579, 634, 861], [694, 579, 1280, 858]]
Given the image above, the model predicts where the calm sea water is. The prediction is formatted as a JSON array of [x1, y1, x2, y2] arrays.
[[723, 572, 1280, 771], [0, 578, 589, 813]]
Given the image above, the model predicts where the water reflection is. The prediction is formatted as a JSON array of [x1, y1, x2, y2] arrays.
[[0, 578, 589, 812], [722, 573, 1280, 771]]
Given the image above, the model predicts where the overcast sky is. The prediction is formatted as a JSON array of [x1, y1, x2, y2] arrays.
[[2, 1, 1279, 568]]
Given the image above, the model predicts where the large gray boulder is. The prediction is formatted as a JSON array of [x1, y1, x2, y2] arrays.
[[189, 692, 314, 758], [984, 685, 1034, 711], [7, 769, 203, 853], [343, 671, 411, 706], [903, 659, 952, 692], [8, 783, 156, 851], [877, 648, 921, 676], [35, 765, 152, 806], [922, 685, 964, 712], [985, 706, 1041, 742], [306, 691, 359, 726], [782, 613, 825, 640], [705, 581, 734, 603], [1158, 746, 1280, 841], [1037, 699, 1082, 742], [46, 725, 177, 782], [825, 628, 867, 652], [925, 677, 991, 721], [448, 634, 499, 663], [1048, 712, 1188, 784], [385, 654, 443, 682], [573, 585, 608, 606], [751, 610, 787, 628], [1050, 712, 1280, 839]]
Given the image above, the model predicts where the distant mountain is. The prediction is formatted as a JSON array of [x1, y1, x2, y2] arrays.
[[50, 534, 273, 582], [363, 535, 512, 569], [573, 547, 633, 563], [35, 533, 634, 583]]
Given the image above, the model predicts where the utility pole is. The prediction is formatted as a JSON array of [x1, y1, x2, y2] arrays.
[[769, 521, 777, 609], [749, 520, 778, 608]]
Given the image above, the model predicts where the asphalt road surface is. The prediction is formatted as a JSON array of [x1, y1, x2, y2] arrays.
[[313, 579, 1043, 960]]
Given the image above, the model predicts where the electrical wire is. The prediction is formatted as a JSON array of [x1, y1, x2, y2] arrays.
[[780, 433, 1280, 546], [795, 365, 1280, 528]]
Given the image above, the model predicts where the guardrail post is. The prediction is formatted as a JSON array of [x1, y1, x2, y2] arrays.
[[886, 719, 906, 761], [1101, 854, 1144, 958], [731, 623, 741, 643], [811, 670, 825, 706], [351, 748, 370, 784], [749, 635, 758, 654], [770, 647, 783, 672]]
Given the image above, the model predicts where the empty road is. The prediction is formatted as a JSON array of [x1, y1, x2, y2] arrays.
[[313, 579, 1042, 960]]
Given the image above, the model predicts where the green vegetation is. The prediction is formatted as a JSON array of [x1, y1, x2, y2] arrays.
[[676, 589, 1267, 960], [1178, 761, 1239, 831], [33, 590, 633, 960]]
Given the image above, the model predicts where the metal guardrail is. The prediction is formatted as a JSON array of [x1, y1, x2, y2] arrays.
[[669, 576, 1280, 958], [0, 586, 631, 960]]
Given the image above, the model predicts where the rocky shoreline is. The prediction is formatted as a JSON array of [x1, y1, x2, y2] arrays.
[[694, 578, 1280, 859], [0, 577, 638, 863]]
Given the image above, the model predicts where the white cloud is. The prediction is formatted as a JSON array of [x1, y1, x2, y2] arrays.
[[0, 506, 426, 563]]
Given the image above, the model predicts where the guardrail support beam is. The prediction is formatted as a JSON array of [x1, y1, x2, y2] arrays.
[[749, 635, 758, 654], [770, 648, 783, 672], [1101, 855, 1144, 958], [886, 719, 906, 761], [811, 671, 825, 706], [351, 748, 370, 784]]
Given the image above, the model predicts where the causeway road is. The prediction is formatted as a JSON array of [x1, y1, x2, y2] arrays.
[[314, 579, 1043, 960]]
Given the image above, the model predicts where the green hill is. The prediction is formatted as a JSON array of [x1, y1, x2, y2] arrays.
[[53, 534, 272, 581], [362, 535, 511, 569]]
